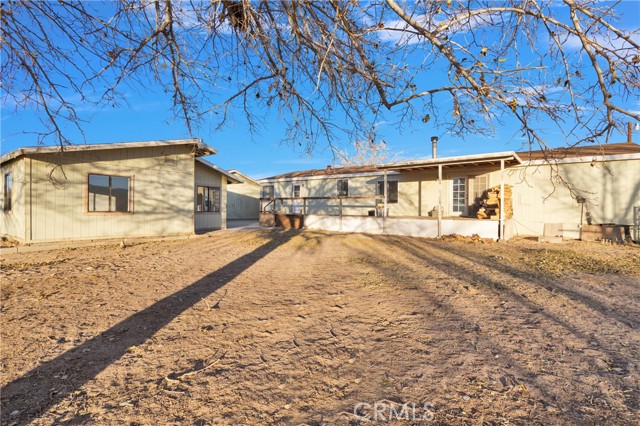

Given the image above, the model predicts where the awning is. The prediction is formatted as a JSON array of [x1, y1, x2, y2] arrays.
[[378, 151, 522, 172]]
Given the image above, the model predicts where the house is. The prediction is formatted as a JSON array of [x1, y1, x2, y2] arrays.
[[226, 170, 260, 220], [258, 142, 640, 241], [0, 139, 241, 243]]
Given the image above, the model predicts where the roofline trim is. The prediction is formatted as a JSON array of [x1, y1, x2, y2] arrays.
[[378, 151, 522, 170], [520, 152, 640, 166], [227, 169, 260, 185], [258, 170, 400, 184], [196, 158, 243, 184], [0, 139, 217, 165]]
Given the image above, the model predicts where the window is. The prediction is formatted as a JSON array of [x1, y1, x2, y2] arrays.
[[196, 186, 221, 212], [473, 175, 489, 202], [377, 180, 398, 204], [88, 174, 130, 212], [292, 184, 301, 198], [472, 175, 489, 214], [452, 177, 467, 214], [262, 185, 274, 198], [337, 179, 349, 197], [3, 172, 11, 211]]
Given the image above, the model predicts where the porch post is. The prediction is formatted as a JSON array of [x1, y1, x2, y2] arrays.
[[499, 159, 505, 240], [437, 164, 442, 238], [383, 171, 388, 233]]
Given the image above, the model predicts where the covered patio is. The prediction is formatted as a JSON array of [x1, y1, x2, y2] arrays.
[[260, 151, 522, 240]]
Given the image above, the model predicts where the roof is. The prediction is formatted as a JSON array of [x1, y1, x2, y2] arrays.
[[0, 139, 217, 165], [261, 164, 380, 181], [378, 151, 521, 172], [196, 158, 243, 184], [227, 169, 260, 186], [260, 142, 640, 182], [260, 152, 521, 181], [517, 142, 640, 161]]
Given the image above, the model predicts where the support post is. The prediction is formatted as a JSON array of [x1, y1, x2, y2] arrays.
[[383, 171, 388, 234], [437, 164, 442, 238], [499, 159, 505, 241]]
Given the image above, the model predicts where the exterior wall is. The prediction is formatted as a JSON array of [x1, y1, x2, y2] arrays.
[[23, 145, 195, 243], [502, 158, 640, 237], [264, 174, 381, 216], [305, 215, 501, 239], [262, 166, 497, 218], [195, 162, 226, 231], [227, 174, 260, 220], [0, 158, 26, 241]]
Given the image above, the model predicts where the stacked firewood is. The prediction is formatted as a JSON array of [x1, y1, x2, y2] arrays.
[[476, 184, 513, 219]]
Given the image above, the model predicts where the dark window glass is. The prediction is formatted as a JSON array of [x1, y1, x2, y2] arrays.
[[262, 185, 274, 198], [4, 173, 12, 211], [88, 174, 131, 212], [210, 187, 221, 212], [377, 181, 398, 204], [196, 186, 205, 211], [111, 176, 130, 212], [196, 186, 220, 213], [337, 179, 348, 196]]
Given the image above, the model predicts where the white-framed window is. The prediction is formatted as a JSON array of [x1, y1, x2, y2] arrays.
[[472, 175, 489, 214], [196, 186, 221, 212], [262, 185, 274, 198], [337, 179, 349, 196], [292, 184, 301, 198], [88, 174, 131, 212], [3, 172, 12, 212], [452, 177, 467, 214], [377, 180, 398, 204]]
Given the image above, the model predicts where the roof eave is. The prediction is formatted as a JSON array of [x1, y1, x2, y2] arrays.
[[378, 152, 522, 171], [196, 158, 243, 184], [0, 139, 216, 166]]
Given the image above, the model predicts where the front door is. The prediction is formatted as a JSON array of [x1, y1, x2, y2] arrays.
[[451, 177, 467, 216]]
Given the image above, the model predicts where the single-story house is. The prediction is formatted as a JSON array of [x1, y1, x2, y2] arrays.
[[0, 139, 241, 243], [258, 142, 640, 241], [226, 169, 260, 220]]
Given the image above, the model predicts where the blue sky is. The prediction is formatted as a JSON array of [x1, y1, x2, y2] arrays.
[[2, 1, 639, 180]]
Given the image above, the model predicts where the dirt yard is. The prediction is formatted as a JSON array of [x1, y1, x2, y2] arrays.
[[1, 229, 639, 425]]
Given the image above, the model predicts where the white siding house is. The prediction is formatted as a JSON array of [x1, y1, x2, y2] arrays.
[[258, 143, 640, 240], [0, 139, 241, 243]]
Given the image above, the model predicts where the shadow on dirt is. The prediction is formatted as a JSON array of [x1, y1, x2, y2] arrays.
[[1, 231, 294, 425]]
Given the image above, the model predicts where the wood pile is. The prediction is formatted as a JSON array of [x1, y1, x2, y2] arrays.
[[476, 184, 513, 219]]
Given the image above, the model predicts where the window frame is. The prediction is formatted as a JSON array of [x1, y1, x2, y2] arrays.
[[87, 173, 132, 214], [196, 185, 221, 213], [262, 184, 275, 198], [292, 184, 301, 198], [377, 180, 398, 204], [451, 176, 468, 215], [337, 179, 349, 197], [471, 174, 490, 215], [3, 172, 12, 212]]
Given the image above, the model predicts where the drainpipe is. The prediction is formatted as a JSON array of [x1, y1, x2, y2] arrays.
[[437, 164, 442, 237]]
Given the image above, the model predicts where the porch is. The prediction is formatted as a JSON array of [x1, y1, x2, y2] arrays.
[[259, 196, 511, 240]]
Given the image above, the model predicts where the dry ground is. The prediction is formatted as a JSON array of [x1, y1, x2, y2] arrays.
[[1, 229, 639, 425]]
